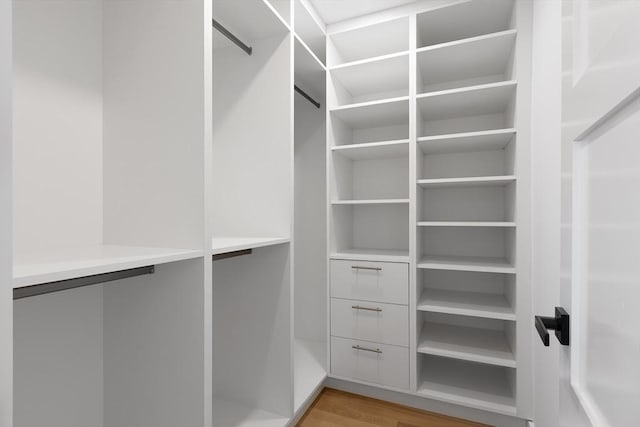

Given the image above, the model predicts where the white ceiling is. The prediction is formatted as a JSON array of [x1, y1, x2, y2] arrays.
[[308, 0, 416, 25]]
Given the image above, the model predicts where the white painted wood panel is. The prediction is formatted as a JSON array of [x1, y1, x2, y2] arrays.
[[331, 336, 409, 390], [331, 298, 409, 347], [330, 259, 408, 305]]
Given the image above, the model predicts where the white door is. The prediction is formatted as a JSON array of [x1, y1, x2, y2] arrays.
[[534, 1, 640, 426]]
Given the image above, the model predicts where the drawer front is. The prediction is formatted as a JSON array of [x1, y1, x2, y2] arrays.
[[330, 260, 408, 305], [331, 298, 408, 347], [330, 336, 409, 390]]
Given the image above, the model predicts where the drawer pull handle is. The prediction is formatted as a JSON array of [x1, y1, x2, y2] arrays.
[[351, 305, 382, 312], [351, 265, 382, 271], [352, 345, 382, 354]]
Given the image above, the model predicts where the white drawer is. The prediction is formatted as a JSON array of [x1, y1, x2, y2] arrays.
[[330, 336, 409, 390], [331, 298, 408, 347], [330, 260, 408, 305]]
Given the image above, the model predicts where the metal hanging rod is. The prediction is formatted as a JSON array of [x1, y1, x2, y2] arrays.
[[294, 85, 321, 109], [212, 249, 252, 261], [13, 266, 155, 300], [212, 19, 252, 56]]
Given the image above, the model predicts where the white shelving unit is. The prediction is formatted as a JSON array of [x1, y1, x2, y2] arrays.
[[417, 175, 517, 188], [417, 288, 516, 321], [418, 255, 515, 274], [418, 129, 516, 154]]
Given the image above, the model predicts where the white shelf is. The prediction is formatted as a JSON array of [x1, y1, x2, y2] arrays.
[[330, 249, 409, 263], [328, 17, 409, 66], [418, 356, 516, 416], [331, 96, 410, 129], [417, 175, 516, 188], [418, 221, 515, 228], [294, 338, 327, 411], [418, 322, 516, 368], [416, 0, 514, 49], [213, 0, 289, 50], [417, 30, 517, 91], [418, 255, 515, 274], [294, 0, 326, 64], [294, 36, 325, 105], [418, 129, 516, 154], [13, 245, 203, 288], [212, 396, 289, 427], [211, 236, 290, 255], [418, 289, 516, 321], [332, 199, 409, 205], [417, 81, 517, 122], [330, 52, 409, 102], [332, 139, 409, 160]]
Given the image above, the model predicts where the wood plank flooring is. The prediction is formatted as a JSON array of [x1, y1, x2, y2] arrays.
[[297, 388, 491, 427]]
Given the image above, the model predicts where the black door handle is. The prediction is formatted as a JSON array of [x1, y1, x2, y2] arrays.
[[535, 307, 570, 346]]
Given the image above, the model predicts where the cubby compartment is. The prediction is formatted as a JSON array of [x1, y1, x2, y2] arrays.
[[212, 22, 292, 251], [329, 52, 409, 106], [418, 227, 515, 274], [330, 98, 410, 146], [327, 17, 409, 67], [14, 259, 206, 427], [416, 0, 515, 49], [417, 269, 516, 321], [12, 0, 206, 283], [330, 204, 409, 262], [417, 81, 516, 138], [417, 311, 516, 368], [332, 153, 409, 202], [418, 354, 516, 416], [212, 245, 292, 426], [417, 29, 516, 94]]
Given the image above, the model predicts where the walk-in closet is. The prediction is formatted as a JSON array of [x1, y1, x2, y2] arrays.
[[5, 0, 637, 427]]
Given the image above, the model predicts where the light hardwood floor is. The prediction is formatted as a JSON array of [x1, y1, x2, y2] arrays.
[[297, 388, 491, 427]]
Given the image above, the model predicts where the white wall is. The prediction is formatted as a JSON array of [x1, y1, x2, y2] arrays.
[[530, 1, 561, 426], [0, 0, 13, 423]]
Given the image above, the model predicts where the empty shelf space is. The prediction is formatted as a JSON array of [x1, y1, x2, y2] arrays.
[[294, 338, 327, 411], [330, 248, 410, 263], [417, 175, 516, 188], [294, 0, 326, 64], [418, 221, 515, 228], [211, 236, 290, 255], [13, 245, 203, 288], [417, 81, 517, 122], [418, 129, 516, 154], [328, 17, 409, 66], [418, 289, 515, 321], [331, 96, 410, 129], [330, 52, 409, 105], [418, 355, 516, 416], [212, 396, 289, 427], [416, 0, 514, 49], [332, 140, 409, 160], [418, 322, 515, 368], [417, 30, 516, 93], [418, 255, 515, 274], [213, 0, 289, 51], [332, 199, 409, 205]]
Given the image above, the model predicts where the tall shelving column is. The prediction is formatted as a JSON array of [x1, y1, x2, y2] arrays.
[[413, 0, 531, 418]]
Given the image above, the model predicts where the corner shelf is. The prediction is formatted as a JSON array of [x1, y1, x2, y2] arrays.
[[418, 289, 515, 321], [417, 81, 517, 122], [330, 96, 410, 129], [418, 322, 515, 368], [331, 139, 409, 160], [211, 236, 290, 255], [418, 355, 516, 416], [418, 129, 516, 155], [213, 0, 289, 51], [418, 255, 515, 274], [13, 245, 204, 288], [417, 175, 516, 188]]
